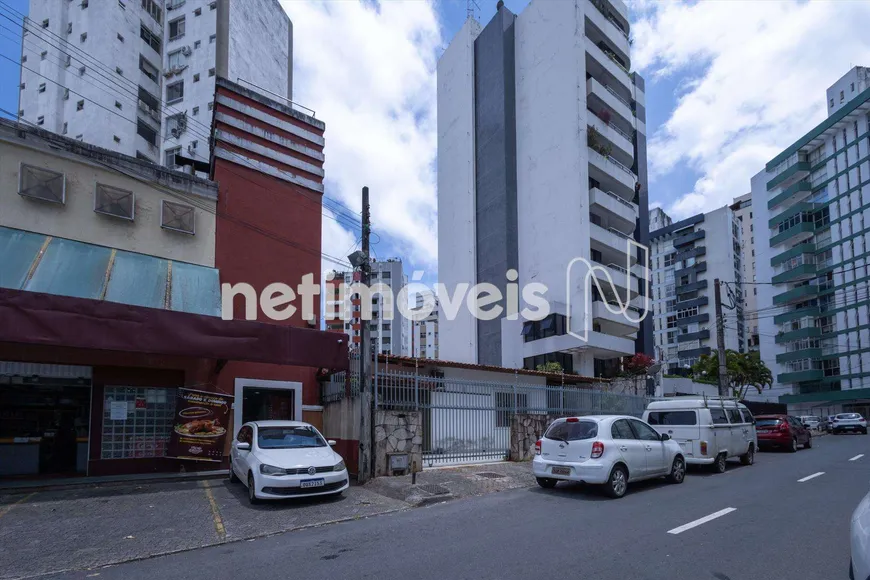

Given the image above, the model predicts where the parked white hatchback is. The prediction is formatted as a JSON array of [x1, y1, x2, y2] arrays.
[[532, 415, 686, 499], [230, 421, 349, 504]]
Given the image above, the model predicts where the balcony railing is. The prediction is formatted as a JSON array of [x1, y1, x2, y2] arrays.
[[607, 155, 635, 176], [605, 189, 634, 209], [605, 83, 631, 108], [608, 227, 630, 239]]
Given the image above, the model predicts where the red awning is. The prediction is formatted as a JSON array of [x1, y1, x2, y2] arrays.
[[0, 288, 348, 370]]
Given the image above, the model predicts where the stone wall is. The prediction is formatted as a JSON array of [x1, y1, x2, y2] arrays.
[[510, 413, 563, 462], [374, 410, 423, 477]]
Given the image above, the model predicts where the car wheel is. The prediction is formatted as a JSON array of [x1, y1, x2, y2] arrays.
[[713, 453, 727, 473], [863, 429, 868, 435], [667, 456, 685, 484], [247, 473, 260, 505], [604, 465, 628, 499], [740, 445, 755, 466], [788, 437, 798, 453], [804, 435, 812, 449], [536, 477, 557, 489], [228, 460, 239, 483]]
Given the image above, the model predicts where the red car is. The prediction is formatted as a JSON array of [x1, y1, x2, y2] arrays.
[[755, 415, 812, 452]]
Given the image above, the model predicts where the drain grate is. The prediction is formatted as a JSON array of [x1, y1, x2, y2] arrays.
[[475, 472, 506, 479], [417, 484, 450, 495]]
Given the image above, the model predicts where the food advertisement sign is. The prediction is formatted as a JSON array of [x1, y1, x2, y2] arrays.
[[168, 388, 232, 462]]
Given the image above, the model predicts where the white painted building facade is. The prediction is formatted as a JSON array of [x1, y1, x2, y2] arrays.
[[732, 192, 759, 350], [20, 0, 292, 168], [413, 294, 439, 359]]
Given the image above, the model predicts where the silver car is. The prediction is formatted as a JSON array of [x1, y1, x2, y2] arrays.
[[532, 415, 686, 499], [851, 490, 870, 580]]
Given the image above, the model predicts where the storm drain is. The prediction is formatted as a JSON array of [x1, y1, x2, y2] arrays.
[[417, 484, 450, 496], [475, 472, 506, 479]]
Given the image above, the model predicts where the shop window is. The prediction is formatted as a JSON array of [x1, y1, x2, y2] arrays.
[[101, 387, 176, 459]]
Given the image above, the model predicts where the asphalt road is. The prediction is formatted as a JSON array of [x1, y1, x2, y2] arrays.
[[45, 434, 869, 580]]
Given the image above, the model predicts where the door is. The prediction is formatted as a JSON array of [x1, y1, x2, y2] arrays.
[[788, 416, 809, 444], [709, 407, 731, 457], [739, 408, 756, 449], [646, 409, 700, 460], [629, 419, 668, 476], [726, 408, 748, 457], [232, 425, 254, 479], [610, 419, 647, 479]]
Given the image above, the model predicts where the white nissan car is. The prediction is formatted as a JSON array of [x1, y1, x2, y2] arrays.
[[230, 421, 349, 504], [532, 415, 686, 499]]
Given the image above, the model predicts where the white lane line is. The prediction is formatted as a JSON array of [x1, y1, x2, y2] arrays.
[[850, 454, 865, 462], [667, 507, 737, 535], [797, 472, 825, 482]]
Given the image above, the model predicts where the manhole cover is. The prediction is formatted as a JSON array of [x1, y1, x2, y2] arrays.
[[417, 484, 450, 495], [475, 472, 505, 479]]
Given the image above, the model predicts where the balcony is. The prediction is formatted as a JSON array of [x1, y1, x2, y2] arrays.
[[676, 279, 708, 295], [771, 241, 815, 268], [773, 285, 819, 306], [585, 37, 632, 93], [773, 306, 820, 326], [677, 346, 711, 359], [677, 329, 710, 343], [770, 221, 815, 247], [775, 326, 821, 344], [772, 262, 817, 285], [675, 261, 706, 279], [675, 246, 706, 262], [591, 259, 639, 298], [768, 202, 817, 230], [590, 187, 637, 233], [767, 161, 811, 191], [590, 223, 639, 267], [588, 148, 637, 200], [675, 296, 709, 310], [776, 349, 822, 364], [586, 77, 634, 132], [675, 313, 710, 327], [588, 113, 634, 167], [592, 301, 640, 337], [768, 180, 811, 210], [584, 0, 630, 67], [777, 369, 823, 384], [673, 229, 705, 248]]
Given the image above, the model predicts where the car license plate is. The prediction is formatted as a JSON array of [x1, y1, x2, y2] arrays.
[[844, 425, 856, 430], [551, 466, 571, 476], [300, 478, 325, 488]]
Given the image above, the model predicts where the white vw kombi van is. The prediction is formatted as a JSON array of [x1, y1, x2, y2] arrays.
[[642, 397, 758, 473]]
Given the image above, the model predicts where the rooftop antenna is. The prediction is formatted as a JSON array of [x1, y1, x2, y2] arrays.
[[467, 0, 480, 20]]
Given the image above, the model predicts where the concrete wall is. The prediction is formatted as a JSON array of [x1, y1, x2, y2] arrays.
[[225, 0, 292, 100], [0, 134, 217, 266], [321, 396, 361, 475], [437, 18, 481, 364]]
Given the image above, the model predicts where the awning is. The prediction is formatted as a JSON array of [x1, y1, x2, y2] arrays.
[[0, 288, 348, 370]]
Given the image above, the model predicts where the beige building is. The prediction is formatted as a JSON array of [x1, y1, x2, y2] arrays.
[[732, 193, 758, 350], [0, 119, 217, 268]]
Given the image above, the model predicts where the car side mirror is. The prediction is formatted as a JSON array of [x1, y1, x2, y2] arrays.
[[328, 440, 337, 447], [236, 442, 251, 451], [661, 433, 671, 441]]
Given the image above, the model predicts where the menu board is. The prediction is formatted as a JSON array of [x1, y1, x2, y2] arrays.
[[167, 388, 233, 462]]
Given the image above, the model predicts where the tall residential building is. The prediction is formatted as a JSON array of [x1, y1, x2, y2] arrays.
[[753, 67, 870, 416], [649, 206, 746, 374], [413, 294, 440, 359], [20, 0, 292, 167], [732, 192, 759, 350], [437, 0, 651, 377], [325, 259, 409, 357]]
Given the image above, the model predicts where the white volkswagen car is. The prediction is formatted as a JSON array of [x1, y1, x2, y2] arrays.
[[230, 421, 349, 504], [532, 415, 686, 499]]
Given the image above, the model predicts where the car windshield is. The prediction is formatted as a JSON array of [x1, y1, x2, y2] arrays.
[[755, 418, 782, 427], [545, 420, 598, 441], [257, 426, 327, 449], [837, 413, 862, 420]]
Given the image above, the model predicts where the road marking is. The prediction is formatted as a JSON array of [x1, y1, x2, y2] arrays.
[[200, 481, 227, 541], [0, 492, 35, 520], [667, 507, 737, 535], [850, 454, 865, 462], [798, 472, 825, 482]]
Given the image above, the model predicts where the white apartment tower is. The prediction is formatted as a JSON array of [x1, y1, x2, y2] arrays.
[[413, 294, 440, 359], [19, 0, 292, 167], [649, 206, 746, 373], [437, 0, 652, 377], [732, 192, 759, 350]]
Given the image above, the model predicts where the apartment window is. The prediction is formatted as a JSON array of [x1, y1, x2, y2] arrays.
[[136, 118, 157, 146], [114, 100, 122, 110], [193, 73, 200, 82], [67, 22, 72, 34], [61, 122, 68, 135], [192, 106, 199, 116], [167, 48, 185, 69], [141, 0, 162, 24], [38, 83, 45, 93], [63, 88, 69, 100], [210, 1, 216, 9], [36, 116, 44, 126], [164, 146, 181, 167], [194, 7, 201, 16], [76, 99, 84, 111], [209, 34, 216, 43], [208, 67, 215, 77], [113, 135, 121, 144], [80, 32, 87, 42], [140, 24, 162, 54], [168, 16, 185, 41], [79, 66, 86, 76], [41, 18, 49, 28], [65, 54, 71, 67], [852, 82, 856, 92], [116, 66, 123, 76], [207, 102, 213, 111], [139, 56, 159, 83], [166, 80, 184, 103], [117, 33, 124, 42], [40, 51, 46, 60], [830, 98, 835, 108], [841, 90, 845, 103], [193, 40, 201, 49]]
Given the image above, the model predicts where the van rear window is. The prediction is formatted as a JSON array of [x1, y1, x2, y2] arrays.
[[646, 411, 697, 426]]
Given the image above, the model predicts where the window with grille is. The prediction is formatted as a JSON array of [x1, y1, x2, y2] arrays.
[[94, 183, 135, 220], [18, 163, 65, 204], [101, 387, 176, 459], [161, 200, 195, 234]]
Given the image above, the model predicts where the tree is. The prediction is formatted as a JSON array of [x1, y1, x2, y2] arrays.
[[620, 353, 656, 395], [537, 361, 563, 373], [692, 350, 773, 399]]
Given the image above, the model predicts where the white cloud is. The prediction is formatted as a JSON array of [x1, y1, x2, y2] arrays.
[[634, 0, 870, 218], [279, 0, 442, 268]]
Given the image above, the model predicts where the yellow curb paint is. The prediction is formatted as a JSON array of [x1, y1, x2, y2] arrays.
[[200, 481, 226, 541], [0, 492, 35, 520]]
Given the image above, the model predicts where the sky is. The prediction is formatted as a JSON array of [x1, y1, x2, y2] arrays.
[[4, 0, 870, 286]]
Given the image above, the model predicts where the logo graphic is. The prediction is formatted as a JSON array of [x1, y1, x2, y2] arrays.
[[307, 466, 317, 476]]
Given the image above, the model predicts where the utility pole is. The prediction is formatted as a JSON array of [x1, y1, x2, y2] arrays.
[[358, 186, 373, 483], [714, 278, 728, 397]]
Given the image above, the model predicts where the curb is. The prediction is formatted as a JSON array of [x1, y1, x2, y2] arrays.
[[0, 471, 228, 496]]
